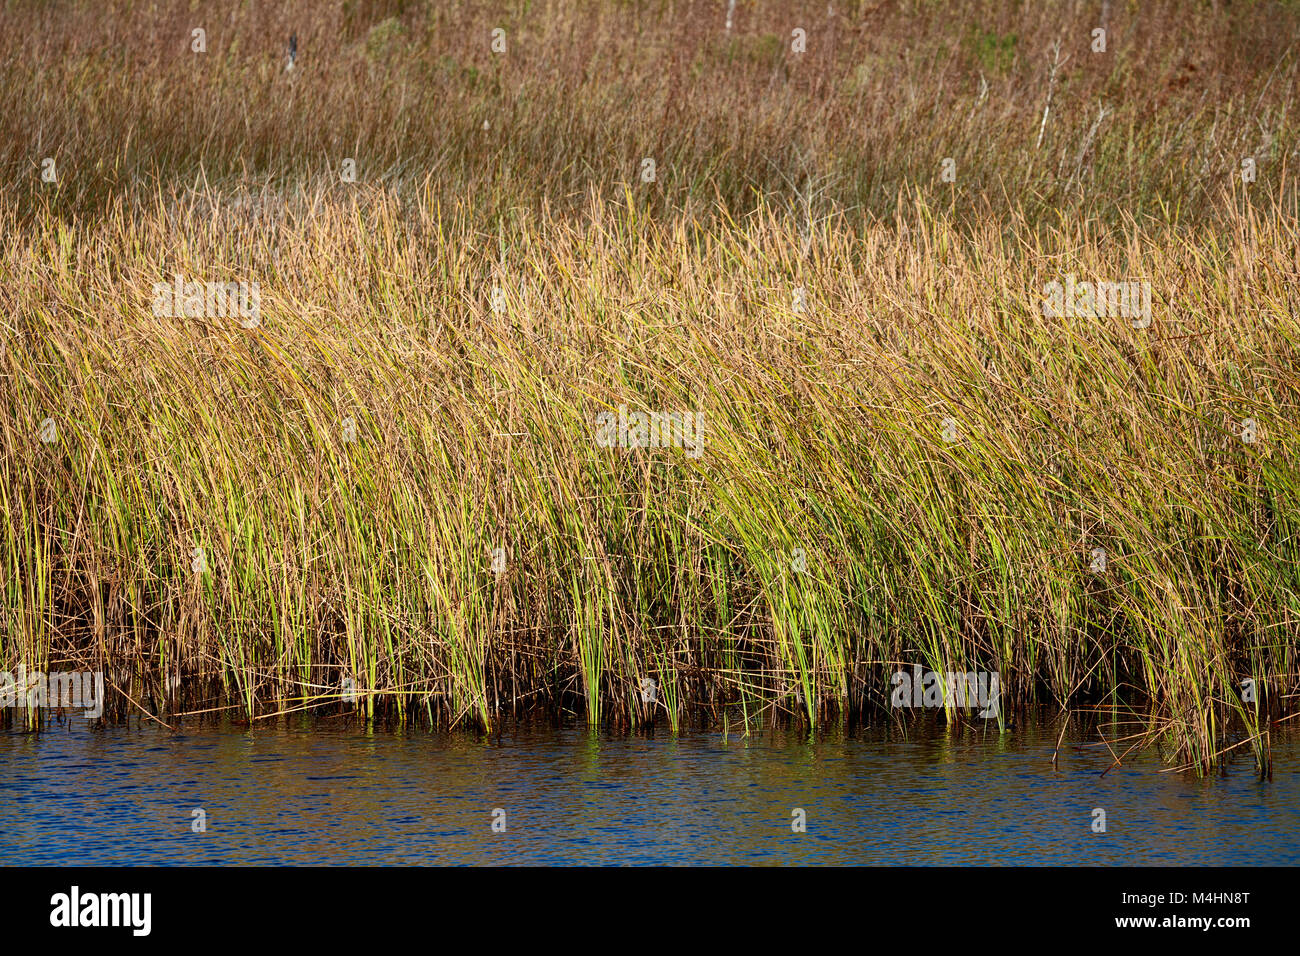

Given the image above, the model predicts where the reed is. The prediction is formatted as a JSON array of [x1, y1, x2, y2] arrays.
[[1, 0, 1298, 773]]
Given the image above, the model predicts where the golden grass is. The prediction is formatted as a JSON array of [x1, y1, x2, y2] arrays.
[[2, 0, 1298, 772]]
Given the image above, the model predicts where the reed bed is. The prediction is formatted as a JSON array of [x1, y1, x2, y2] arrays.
[[2, 0, 1299, 772]]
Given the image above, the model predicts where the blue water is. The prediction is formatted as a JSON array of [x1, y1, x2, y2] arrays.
[[1, 716, 1296, 864]]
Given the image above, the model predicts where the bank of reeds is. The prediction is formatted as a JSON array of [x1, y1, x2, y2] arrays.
[[2, 0, 1299, 772]]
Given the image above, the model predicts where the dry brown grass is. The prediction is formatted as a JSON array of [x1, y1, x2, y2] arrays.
[[2, 1, 1298, 772]]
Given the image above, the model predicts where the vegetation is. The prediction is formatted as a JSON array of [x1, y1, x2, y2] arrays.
[[2, 0, 1298, 772]]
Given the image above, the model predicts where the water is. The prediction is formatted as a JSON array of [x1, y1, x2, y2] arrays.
[[2, 716, 1297, 865]]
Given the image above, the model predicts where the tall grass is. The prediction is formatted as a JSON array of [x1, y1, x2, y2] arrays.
[[2, 0, 1298, 772]]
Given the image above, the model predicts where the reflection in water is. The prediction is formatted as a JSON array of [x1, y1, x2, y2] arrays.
[[2, 716, 1296, 864]]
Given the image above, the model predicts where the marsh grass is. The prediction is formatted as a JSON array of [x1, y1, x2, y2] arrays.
[[2, 0, 1299, 772]]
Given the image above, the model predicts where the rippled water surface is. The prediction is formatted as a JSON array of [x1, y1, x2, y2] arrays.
[[2, 717, 1297, 864]]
